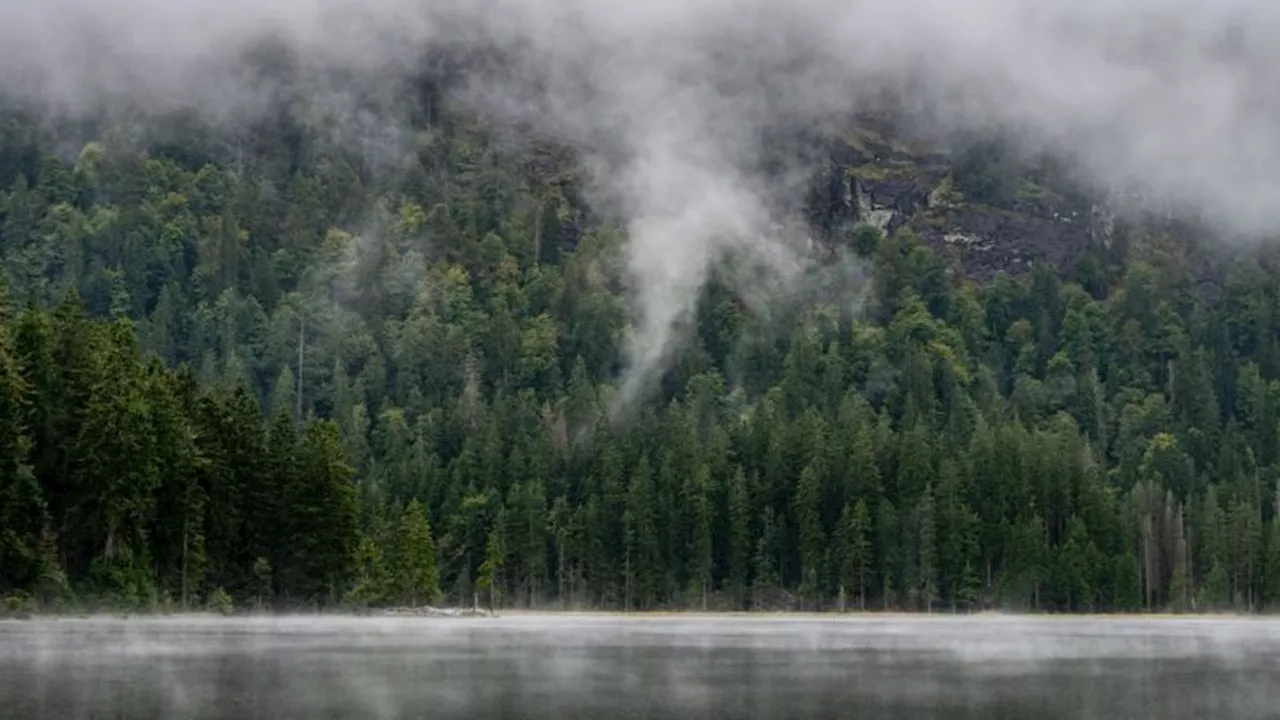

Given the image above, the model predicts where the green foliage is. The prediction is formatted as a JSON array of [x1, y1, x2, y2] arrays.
[[345, 538, 390, 608], [3, 591, 35, 618], [1264, 523, 1280, 607], [394, 500, 441, 606], [0, 298, 377, 610], [836, 499, 872, 611], [4, 92, 1280, 616], [951, 138, 1018, 206], [209, 587, 233, 616], [849, 224, 883, 259], [476, 518, 505, 609], [1112, 554, 1142, 612], [916, 483, 939, 612]]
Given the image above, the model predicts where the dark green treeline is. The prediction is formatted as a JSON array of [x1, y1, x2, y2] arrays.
[[0, 290, 372, 609], [3, 94, 1280, 613]]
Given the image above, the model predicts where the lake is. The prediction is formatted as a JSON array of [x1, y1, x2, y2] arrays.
[[1, 613, 1278, 719]]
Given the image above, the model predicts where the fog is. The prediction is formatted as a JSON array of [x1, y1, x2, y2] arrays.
[[5, 0, 1280, 393], [3, 614, 1280, 718]]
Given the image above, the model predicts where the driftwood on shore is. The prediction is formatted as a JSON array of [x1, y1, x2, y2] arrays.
[[373, 606, 496, 618]]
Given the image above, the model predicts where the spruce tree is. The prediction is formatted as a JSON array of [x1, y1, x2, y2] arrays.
[[292, 419, 360, 604], [395, 500, 441, 606], [917, 483, 939, 612], [727, 467, 752, 609], [623, 456, 658, 609], [476, 515, 505, 610], [0, 320, 46, 593], [836, 499, 871, 611], [795, 462, 825, 608]]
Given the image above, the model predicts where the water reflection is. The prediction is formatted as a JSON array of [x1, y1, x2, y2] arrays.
[[2, 614, 1278, 719]]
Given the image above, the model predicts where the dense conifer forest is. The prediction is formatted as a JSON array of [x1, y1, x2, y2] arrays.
[[3, 63, 1280, 616]]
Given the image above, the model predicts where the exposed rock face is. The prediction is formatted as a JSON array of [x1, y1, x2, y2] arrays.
[[812, 124, 1100, 280], [915, 204, 1093, 281]]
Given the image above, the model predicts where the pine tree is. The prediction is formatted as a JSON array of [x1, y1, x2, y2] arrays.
[[258, 410, 298, 600], [476, 515, 505, 610], [1059, 517, 1096, 612], [146, 364, 208, 608], [394, 500, 440, 606], [727, 468, 752, 609], [1264, 521, 1280, 610], [623, 456, 659, 610], [202, 386, 266, 599], [0, 335, 45, 593], [1112, 552, 1143, 612], [1229, 498, 1263, 610], [1003, 515, 1046, 610], [752, 507, 781, 610], [845, 395, 881, 500], [917, 483, 939, 612], [74, 319, 159, 606], [877, 498, 898, 609], [837, 499, 872, 611], [795, 462, 825, 608], [1169, 507, 1191, 613], [269, 365, 297, 422], [346, 536, 390, 607], [515, 479, 548, 606], [292, 419, 360, 604], [686, 463, 714, 610], [546, 495, 575, 607]]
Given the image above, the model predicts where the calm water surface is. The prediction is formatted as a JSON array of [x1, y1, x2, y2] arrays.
[[1, 614, 1279, 719]]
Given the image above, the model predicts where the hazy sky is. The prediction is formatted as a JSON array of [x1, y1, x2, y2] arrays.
[[5, 0, 1280, 394]]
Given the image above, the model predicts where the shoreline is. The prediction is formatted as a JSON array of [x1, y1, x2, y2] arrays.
[[4, 608, 1277, 622]]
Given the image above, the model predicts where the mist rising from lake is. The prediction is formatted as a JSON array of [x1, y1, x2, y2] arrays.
[[2, 614, 1278, 719]]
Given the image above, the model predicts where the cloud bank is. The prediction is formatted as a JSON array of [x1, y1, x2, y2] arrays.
[[5, 0, 1280, 393]]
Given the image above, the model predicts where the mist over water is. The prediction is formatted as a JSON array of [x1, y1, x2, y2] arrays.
[[3, 615, 1279, 719]]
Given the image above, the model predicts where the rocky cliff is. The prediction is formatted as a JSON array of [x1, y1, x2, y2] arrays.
[[809, 122, 1113, 280]]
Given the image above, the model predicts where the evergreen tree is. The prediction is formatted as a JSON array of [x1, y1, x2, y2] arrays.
[[290, 419, 360, 604], [0, 315, 46, 593], [394, 500, 441, 606], [623, 456, 659, 609], [1112, 552, 1143, 612], [1058, 517, 1096, 611], [795, 462, 825, 607], [917, 483, 939, 612], [74, 320, 159, 605], [476, 516, 505, 609], [1264, 521, 1280, 608], [837, 499, 872, 611], [346, 535, 391, 607], [685, 463, 714, 610], [727, 467, 753, 609], [147, 365, 208, 608], [10, 80, 1280, 616], [752, 507, 781, 609], [877, 498, 899, 609]]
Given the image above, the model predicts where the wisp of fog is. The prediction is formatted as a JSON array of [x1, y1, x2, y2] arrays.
[[4, 615, 1280, 719], [6, 0, 1280, 396]]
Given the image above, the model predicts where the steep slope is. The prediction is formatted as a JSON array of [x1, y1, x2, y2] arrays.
[[805, 120, 1108, 281], [5, 70, 1280, 617]]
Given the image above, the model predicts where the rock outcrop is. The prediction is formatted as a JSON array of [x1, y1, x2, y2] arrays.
[[812, 122, 1102, 280]]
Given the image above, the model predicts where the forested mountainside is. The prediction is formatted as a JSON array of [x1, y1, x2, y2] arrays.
[[3, 65, 1280, 616]]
